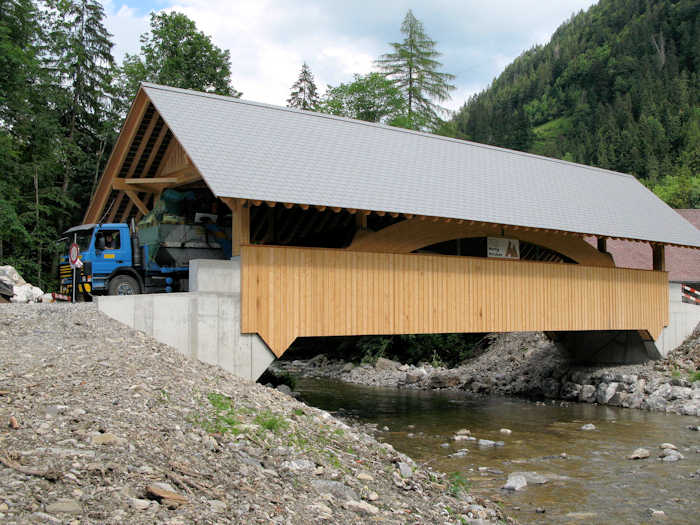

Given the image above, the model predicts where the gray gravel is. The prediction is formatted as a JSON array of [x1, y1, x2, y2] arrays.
[[0, 303, 513, 524]]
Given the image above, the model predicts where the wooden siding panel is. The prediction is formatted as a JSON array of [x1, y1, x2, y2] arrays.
[[242, 246, 669, 357]]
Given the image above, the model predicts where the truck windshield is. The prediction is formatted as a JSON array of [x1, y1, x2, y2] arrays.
[[63, 229, 93, 253]]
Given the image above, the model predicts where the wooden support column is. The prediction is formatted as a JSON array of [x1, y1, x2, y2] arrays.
[[652, 244, 665, 271], [597, 237, 607, 253], [124, 190, 149, 215], [221, 198, 250, 256]]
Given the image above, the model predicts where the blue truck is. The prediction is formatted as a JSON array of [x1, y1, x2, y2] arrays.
[[59, 221, 231, 297]]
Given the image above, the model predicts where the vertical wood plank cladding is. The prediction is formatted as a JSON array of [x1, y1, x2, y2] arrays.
[[242, 246, 669, 357]]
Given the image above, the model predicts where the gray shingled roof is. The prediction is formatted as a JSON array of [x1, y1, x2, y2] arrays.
[[142, 83, 700, 248]]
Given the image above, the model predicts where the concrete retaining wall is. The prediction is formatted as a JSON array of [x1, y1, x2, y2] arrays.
[[97, 259, 275, 381], [656, 282, 700, 356]]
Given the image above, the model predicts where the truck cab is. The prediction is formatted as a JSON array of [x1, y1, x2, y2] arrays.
[[59, 217, 230, 298], [59, 223, 139, 297]]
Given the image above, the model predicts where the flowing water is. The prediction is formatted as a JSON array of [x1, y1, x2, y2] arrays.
[[293, 377, 700, 524]]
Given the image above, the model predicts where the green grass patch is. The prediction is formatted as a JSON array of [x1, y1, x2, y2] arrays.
[[254, 410, 289, 433], [189, 392, 242, 435], [447, 471, 470, 498]]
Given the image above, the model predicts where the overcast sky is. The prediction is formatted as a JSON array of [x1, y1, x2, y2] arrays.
[[103, 0, 597, 111]]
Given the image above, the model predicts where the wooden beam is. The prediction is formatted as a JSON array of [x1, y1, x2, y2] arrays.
[[112, 180, 158, 193], [124, 190, 149, 215], [120, 176, 179, 185], [84, 90, 150, 223], [597, 237, 607, 253], [652, 244, 665, 271], [117, 124, 170, 222], [221, 198, 250, 256], [107, 105, 162, 219]]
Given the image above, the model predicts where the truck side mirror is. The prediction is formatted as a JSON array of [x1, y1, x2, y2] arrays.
[[96, 235, 105, 250]]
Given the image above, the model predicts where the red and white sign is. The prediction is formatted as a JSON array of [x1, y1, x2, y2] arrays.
[[69, 243, 83, 269]]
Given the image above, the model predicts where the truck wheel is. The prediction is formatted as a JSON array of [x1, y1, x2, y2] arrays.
[[108, 275, 141, 295]]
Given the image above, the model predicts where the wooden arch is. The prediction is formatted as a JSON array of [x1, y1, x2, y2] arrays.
[[348, 219, 614, 267]]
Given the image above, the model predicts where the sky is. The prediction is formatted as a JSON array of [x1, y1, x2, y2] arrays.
[[103, 0, 598, 112]]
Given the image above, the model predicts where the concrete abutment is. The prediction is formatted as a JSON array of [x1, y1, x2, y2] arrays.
[[97, 259, 275, 381]]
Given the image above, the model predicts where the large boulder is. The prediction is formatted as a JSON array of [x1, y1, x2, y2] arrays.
[[0, 266, 44, 303], [11, 283, 44, 303], [429, 372, 462, 389], [579, 385, 597, 403], [375, 357, 401, 371], [0, 265, 26, 286], [596, 382, 619, 404]]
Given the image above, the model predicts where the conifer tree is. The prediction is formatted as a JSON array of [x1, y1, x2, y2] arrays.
[[44, 0, 118, 212], [376, 10, 455, 129], [287, 62, 319, 111]]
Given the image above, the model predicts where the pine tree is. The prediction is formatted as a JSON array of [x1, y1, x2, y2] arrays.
[[287, 62, 319, 110], [44, 0, 118, 214], [376, 10, 455, 129]]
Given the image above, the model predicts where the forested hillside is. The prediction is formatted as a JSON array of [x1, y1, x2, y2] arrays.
[[453, 0, 699, 207]]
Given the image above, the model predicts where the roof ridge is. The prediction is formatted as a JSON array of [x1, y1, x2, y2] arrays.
[[141, 82, 635, 181]]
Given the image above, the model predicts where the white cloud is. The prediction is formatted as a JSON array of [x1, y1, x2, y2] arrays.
[[103, 1, 150, 60], [104, 0, 597, 110]]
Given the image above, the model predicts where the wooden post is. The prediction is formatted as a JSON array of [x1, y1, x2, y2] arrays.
[[221, 198, 250, 256], [597, 237, 607, 253], [652, 244, 665, 271], [355, 214, 368, 231]]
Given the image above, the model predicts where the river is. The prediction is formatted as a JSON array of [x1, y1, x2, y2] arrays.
[[293, 377, 700, 524]]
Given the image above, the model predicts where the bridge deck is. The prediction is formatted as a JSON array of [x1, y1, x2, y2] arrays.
[[241, 245, 669, 357]]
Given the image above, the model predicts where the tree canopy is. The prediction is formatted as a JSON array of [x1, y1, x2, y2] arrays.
[[0, 3, 242, 289], [451, 0, 699, 207], [319, 72, 404, 123], [119, 11, 240, 110], [376, 10, 455, 129]]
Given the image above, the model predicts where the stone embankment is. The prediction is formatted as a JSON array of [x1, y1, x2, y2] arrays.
[[277, 330, 700, 417], [0, 303, 513, 524]]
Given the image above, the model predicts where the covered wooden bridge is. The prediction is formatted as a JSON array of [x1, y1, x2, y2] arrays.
[[87, 83, 700, 364]]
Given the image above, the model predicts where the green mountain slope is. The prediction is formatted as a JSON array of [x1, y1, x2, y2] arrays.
[[452, 0, 699, 207]]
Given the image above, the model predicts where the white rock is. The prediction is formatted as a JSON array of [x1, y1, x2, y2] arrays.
[[282, 459, 315, 472], [129, 498, 151, 510], [627, 448, 650, 460], [499, 428, 512, 435], [580, 423, 596, 431], [659, 443, 677, 450], [503, 474, 527, 491], [344, 500, 378, 515]]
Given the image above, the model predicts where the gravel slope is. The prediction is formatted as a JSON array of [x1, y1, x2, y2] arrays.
[[0, 303, 512, 524]]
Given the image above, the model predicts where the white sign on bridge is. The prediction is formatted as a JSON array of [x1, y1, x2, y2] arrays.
[[487, 237, 520, 259]]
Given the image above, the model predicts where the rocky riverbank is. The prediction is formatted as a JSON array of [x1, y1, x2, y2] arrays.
[[276, 330, 700, 417], [0, 303, 513, 525]]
